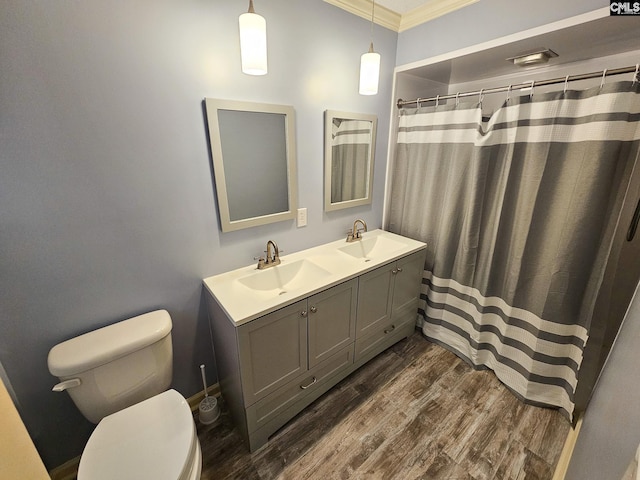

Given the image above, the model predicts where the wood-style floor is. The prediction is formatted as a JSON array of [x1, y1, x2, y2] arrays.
[[196, 332, 570, 480]]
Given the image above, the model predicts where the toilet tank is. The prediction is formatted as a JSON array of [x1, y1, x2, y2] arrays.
[[47, 310, 173, 424]]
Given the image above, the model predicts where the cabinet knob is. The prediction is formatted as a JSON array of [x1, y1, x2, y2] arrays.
[[310, 306, 317, 313], [392, 269, 398, 274], [397, 267, 403, 273], [384, 324, 396, 334], [300, 310, 308, 317]]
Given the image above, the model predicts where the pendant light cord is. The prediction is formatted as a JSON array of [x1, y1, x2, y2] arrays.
[[369, 0, 375, 50]]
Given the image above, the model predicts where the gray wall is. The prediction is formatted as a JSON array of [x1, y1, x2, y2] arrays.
[[0, 0, 397, 468], [566, 285, 640, 479], [395, 0, 606, 67]]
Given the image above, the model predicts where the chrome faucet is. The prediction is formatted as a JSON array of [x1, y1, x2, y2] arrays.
[[257, 240, 281, 269], [347, 219, 368, 242]]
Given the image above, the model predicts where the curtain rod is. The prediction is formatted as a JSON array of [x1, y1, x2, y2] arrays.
[[396, 64, 640, 109]]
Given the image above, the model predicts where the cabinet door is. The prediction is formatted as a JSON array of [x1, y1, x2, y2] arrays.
[[391, 251, 425, 324], [308, 279, 357, 368], [356, 264, 394, 338], [238, 299, 308, 406]]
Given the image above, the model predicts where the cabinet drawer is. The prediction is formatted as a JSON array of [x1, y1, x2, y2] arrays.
[[246, 344, 354, 434], [355, 316, 414, 362]]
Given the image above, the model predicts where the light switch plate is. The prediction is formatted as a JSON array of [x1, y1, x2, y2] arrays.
[[297, 208, 307, 227]]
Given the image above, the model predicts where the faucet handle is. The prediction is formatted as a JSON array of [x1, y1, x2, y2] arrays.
[[254, 255, 266, 269]]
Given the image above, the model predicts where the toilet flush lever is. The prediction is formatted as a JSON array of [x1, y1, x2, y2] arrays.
[[52, 378, 81, 392]]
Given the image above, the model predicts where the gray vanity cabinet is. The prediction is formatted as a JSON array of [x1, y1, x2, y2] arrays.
[[355, 250, 426, 362], [206, 247, 426, 453]]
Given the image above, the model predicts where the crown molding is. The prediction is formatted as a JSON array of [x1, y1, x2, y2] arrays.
[[324, 0, 402, 31], [399, 0, 480, 32], [324, 0, 479, 33]]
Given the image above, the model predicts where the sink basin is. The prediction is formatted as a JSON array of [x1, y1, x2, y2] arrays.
[[338, 235, 406, 261], [237, 259, 331, 295]]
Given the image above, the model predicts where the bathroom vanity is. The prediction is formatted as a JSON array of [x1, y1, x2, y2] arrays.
[[203, 229, 426, 451]]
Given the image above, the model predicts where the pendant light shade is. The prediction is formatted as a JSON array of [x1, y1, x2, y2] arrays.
[[239, 0, 267, 76], [359, 1, 380, 95], [359, 43, 381, 95]]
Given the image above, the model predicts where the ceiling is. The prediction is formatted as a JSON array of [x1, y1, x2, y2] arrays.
[[324, 0, 479, 32]]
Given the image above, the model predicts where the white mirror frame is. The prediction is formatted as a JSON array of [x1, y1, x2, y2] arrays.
[[205, 98, 298, 232], [324, 110, 377, 212]]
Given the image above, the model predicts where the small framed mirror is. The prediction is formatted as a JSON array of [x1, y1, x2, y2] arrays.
[[205, 99, 297, 232], [324, 110, 377, 212]]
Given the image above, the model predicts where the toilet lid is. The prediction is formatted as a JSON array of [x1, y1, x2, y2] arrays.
[[78, 389, 196, 480]]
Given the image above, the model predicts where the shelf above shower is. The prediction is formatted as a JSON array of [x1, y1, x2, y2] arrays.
[[397, 9, 640, 86]]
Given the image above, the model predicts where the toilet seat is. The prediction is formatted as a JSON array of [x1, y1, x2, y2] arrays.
[[78, 389, 201, 480]]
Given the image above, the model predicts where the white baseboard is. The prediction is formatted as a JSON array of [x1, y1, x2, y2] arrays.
[[552, 414, 583, 480]]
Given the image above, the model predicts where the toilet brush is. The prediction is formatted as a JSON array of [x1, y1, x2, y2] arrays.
[[198, 364, 220, 425]]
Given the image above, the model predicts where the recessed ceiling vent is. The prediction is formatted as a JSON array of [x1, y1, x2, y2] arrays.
[[507, 48, 558, 67]]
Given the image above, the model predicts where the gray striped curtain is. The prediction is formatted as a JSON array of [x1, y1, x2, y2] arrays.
[[331, 119, 371, 203], [388, 81, 640, 418]]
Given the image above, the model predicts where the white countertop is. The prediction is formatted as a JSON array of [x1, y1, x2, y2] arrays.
[[203, 229, 426, 326]]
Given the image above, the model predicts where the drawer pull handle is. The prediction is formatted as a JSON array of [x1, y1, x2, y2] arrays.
[[310, 306, 317, 313], [384, 324, 396, 334], [300, 376, 317, 390]]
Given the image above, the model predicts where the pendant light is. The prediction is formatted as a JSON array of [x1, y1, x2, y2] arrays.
[[359, 0, 380, 95], [239, 0, 267, 75]]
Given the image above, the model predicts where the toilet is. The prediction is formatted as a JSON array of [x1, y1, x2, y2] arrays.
[[47, 310, 202, 480]]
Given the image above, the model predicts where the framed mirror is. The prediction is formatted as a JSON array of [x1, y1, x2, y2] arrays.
[[205, 98, 297, 232], [324, 110, 377, 212]]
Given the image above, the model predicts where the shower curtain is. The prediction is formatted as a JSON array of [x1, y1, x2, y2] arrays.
[[331, 118, 371, 203], [387, 81, 640, 418]]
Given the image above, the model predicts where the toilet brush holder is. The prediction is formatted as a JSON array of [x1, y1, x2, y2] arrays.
[[198, 364, 220, 425], [198, 395, 219, 425]]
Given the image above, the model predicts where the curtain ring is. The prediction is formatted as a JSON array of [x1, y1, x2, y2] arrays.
[[633, 64, 639, 84], [506, 85, 512, 103], [455, 92, 460, 106], [529, 80, 535, 99], [600, 69, 608, 89], [435, 95, 440, 109], [563, 75, 570, 94], [479, 88, 485, 105]]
